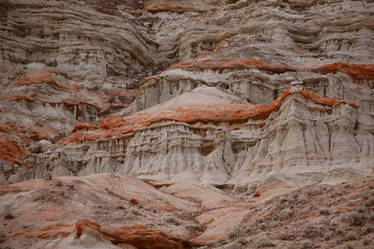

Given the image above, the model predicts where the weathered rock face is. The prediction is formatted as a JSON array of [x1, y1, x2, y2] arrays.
[[0, 0, 164, 79], [19, 85, 373, 189], [1, 1, 374, 248], [1, 0, 374, 190]]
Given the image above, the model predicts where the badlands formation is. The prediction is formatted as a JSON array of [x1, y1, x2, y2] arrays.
[[0, 0, 374, 248]]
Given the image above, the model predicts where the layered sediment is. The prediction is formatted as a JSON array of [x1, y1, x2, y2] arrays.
[[0, 0, 373, 189], [16, 86, 373, 190], [1, 0, 374, 249]]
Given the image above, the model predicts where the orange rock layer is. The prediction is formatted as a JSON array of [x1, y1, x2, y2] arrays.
[[1, 121, 57, 145], [28, 125, 57, 141], [62, 86, 358, 145], [0, 121, 22, 134], [25, 219, 193, 249], [168, 59, 374, 81], [0, 135, 26, 163], [71, 122, 98, 133], [17, 68, 81, 91], [101, 223, 192, 249], [0, 122, 30, 150], [17, 69, 56, 86]]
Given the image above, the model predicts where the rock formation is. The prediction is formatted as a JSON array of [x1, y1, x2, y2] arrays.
[[0, 0, 373, 187], [16, 84, 373, 190], [1, 0, 374, 247]]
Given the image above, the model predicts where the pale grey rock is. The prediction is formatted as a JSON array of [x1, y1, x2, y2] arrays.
[[44, 234, 122, 249], [28, 140, 51, 154], [20, 88, 374, 188], [0, 173, 8, 185], [8, 173, 22, 184], [29, 142, 42, 153], [0, 1, 162, 79]]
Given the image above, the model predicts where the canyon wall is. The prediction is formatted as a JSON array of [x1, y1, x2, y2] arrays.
[[0, 0, 373, 190]]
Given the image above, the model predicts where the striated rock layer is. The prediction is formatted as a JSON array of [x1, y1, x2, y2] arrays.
[[1, 0, 374, 248], [17, 85, 373, 190]]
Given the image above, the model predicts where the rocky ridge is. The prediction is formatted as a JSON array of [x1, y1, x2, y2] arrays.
[[0, 0, 374, 248], [1, 0, 374, 186]]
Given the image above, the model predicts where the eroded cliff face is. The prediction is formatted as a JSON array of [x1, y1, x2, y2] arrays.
[[1, 0, 374, 188], [1, 0, 374, 248]]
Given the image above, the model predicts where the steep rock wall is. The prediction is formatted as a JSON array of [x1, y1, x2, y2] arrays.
[[18, 87, 374, 189], [0, 0, 373, 190]]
